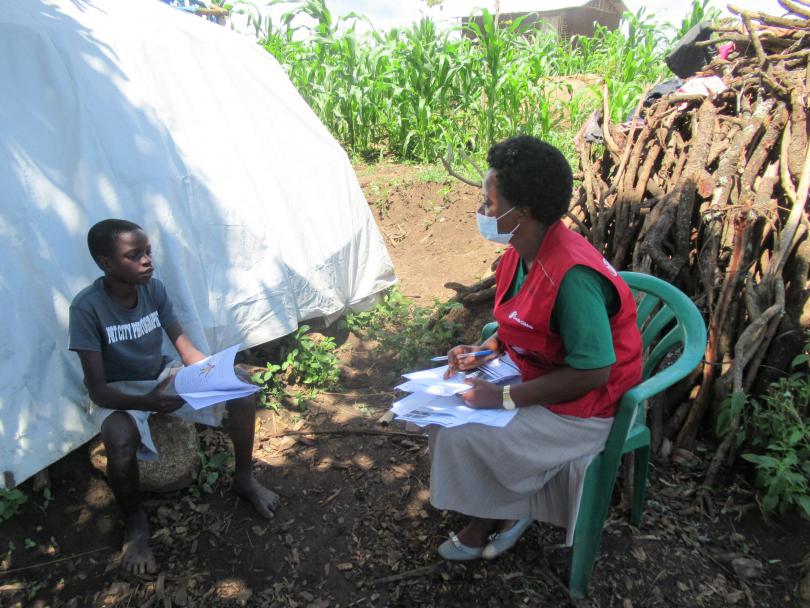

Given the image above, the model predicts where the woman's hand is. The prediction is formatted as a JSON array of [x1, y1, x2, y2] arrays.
[[459, 377, 503, 409], [443, 344, 499, 378]]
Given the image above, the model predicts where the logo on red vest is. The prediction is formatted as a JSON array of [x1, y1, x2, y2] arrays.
[[508, 310, 534, 330]]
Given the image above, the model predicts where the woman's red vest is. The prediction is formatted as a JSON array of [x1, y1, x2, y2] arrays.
[[493, 221, 642, 418]]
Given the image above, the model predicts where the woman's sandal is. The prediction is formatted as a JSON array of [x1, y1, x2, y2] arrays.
[[437, 531, 485, 561], [481, 518, 534, 559]]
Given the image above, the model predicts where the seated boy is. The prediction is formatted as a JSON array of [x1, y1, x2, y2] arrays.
[[69, 219, 279, 574]]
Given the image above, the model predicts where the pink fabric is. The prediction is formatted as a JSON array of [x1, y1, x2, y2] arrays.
[[718, 42, 735, 60]]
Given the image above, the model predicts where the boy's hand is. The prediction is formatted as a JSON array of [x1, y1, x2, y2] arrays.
[[145, 376, 185, 413], [235, 366, 254, 385]]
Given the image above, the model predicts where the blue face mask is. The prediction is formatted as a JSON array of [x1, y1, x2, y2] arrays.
[[476, 206, 519, 244]]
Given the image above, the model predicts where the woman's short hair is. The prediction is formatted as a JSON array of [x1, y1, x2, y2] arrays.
[[87, 219, 142, 260], [487, 136, 572, 225]]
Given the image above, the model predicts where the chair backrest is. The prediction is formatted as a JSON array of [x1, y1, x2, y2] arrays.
[[619, 271, 707, 400]]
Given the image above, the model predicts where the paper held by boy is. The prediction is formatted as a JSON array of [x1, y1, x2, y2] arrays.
[[173, 344, 259, 409], [388, 355, 521, 428]]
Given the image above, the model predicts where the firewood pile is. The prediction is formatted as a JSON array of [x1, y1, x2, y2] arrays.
[[571, 1, 810, 487]]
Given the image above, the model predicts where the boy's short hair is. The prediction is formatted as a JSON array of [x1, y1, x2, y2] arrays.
[[87, 219, 143, 261]]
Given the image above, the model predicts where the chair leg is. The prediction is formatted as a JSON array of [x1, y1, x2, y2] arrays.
[[569, 468, 614, 600], [569, 523, 596, 598], [631, 445, 650, 526]]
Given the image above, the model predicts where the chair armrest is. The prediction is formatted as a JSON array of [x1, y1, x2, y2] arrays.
[[627, 362, 694, 404], [601, 357, 701, 458], [601, 391, 640, 459]]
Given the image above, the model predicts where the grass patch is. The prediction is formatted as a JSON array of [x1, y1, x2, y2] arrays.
[[346, 286, 462, 371], [251, 325, 341, 411]]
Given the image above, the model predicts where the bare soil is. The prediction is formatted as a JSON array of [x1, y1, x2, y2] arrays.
[[1, 163, 808, 608]]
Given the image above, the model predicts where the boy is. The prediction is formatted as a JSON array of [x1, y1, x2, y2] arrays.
[[69, 219, 279, 574]]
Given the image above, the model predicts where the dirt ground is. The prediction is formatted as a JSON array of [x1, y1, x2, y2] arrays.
[[1, 163, 809, 608]]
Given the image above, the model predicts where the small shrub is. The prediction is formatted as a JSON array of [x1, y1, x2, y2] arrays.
[[191, 451, 230, 498], [251, 362, 286, 412], [0, 488, 27, 521], [283, 325, 341, 388], [39, 487, 54, 513], [719, 346, 810, 518], [347, 286, 462, 370], [346, 287, 411, 335], [252, 324, 341, 410]]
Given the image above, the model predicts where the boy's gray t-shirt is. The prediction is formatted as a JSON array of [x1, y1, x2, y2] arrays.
[[69, 277, 178, 382]]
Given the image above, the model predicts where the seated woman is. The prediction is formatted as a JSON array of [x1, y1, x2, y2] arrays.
[[432, 136, 643, 561]]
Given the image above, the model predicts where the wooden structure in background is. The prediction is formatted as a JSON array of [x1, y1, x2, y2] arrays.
[[462, 0, 628, 39]]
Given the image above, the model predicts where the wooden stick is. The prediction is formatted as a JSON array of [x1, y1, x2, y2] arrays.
[[768, 137, 810, 278], [788, 86, 808, 182], [601, 83, 620, 158], [731, 7, 769, 67], [576, 134, 600, 249], [442, 146, 482, 188], [768, 48, 810, 62], [677, 198, 748, 448], [779, 0, 810, 19], [267, 429, 427, 440], [538, 558, 580, 608], [445, 275, 495, 297], [564, 210, 591, 237], [729, 3, 810, 27], [462, 286, 496, 304], [700, 276, 785, 493], [739, 103, 786, 202], [0, 546, 111, 576], [194, 7, 229, 17], [459, 147, 486, 181], [371, 561, 444, 585]]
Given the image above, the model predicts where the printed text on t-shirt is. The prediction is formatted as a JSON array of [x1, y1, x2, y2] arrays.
[[105, 311, 162, 345]]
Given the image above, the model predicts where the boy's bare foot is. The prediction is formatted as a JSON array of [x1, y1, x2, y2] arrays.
[[121, 510, 156, 574], [233, 474, 279, 519]]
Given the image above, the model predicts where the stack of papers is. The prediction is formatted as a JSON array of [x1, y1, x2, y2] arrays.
[[173, 344, 259, 410], [390, 355, 521, 428]]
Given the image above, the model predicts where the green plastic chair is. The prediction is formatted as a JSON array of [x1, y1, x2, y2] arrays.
[[567, 271, 707, 598], [478, 271, 706, 598]]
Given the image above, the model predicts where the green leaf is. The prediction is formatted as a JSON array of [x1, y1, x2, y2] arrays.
[[208, 452, 228, 468], [796, 495, 810, 518], [791, 353, 810, 368], [742, 453, 777, 468], [787, 428, 805, 445], [762, 493, 779, 512]]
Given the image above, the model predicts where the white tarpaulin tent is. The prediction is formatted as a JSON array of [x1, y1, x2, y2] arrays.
[[0, 0, 396, 489]]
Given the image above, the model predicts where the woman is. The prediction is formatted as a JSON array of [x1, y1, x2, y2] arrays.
[[431, 136, 642, 561]]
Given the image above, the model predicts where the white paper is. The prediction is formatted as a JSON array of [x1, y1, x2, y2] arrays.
[[174, 344, 259, 410], [398, 356, 520, 395], [395, 378, 471, 396], [390, 355, 522, 428], [390, 391, 517, 428], [475, 355, 521, 382], [402, 364, 455, 382]]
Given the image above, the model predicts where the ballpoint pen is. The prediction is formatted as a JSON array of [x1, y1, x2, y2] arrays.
[[430, 349, 494, 362]]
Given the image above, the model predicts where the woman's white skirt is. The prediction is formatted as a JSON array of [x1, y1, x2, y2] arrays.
[[428, 405, 613, 545]]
